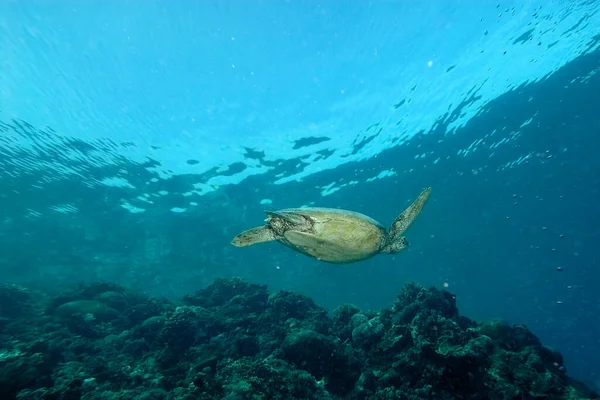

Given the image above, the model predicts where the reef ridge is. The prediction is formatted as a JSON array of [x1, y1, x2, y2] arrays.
[[0, 277, 597, 400]]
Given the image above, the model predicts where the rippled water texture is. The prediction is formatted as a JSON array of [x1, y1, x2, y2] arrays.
[[1, 2, 598, 194]]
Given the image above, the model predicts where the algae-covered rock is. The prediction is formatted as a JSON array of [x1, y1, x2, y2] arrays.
[[331, 304, 361, 324], [0, 284, 36, 319], [282, 329, 360, 395], [55, 300, 119, 321], [96, 291, 129, 311], [140, 315, 166, 333], [351, 315, 385, 349], [0, 277, 597, 400]]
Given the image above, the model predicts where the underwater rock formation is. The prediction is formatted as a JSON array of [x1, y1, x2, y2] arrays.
[[0, 278, 597, 399]]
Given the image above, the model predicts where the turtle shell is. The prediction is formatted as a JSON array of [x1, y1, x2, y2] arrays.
[[273, 207, 387, 264]]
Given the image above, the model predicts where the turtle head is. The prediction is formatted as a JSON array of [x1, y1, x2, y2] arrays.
[[267, 216, 287, 236], [264, 210, 313, 236], [380, 236, 409, 254]]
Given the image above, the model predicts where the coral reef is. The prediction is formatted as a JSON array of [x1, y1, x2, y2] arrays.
[[0, 278, 597, 399]]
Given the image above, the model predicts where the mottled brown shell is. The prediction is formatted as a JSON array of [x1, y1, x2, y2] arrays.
[[274, 207, 386, 264]]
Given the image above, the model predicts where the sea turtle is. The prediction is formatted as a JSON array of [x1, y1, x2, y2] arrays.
[[231, 187, 431, 264]]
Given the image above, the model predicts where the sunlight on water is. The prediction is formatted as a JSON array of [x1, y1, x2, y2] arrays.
[[1, 1, 599, 200]]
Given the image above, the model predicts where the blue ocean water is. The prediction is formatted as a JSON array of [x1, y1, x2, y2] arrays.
[[1, 0, 599, 394]]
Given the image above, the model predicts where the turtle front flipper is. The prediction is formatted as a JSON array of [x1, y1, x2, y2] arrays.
[[231, 226, 276, 247], [387, 187, 431, 242]]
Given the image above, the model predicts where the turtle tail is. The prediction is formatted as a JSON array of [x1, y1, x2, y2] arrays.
[[387, 187, 432, 244]]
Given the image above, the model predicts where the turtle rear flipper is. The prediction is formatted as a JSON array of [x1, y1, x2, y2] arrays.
[[387, 187, 431, 242], [380, 236, 409, 254], [231, 226, 276, 247]]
